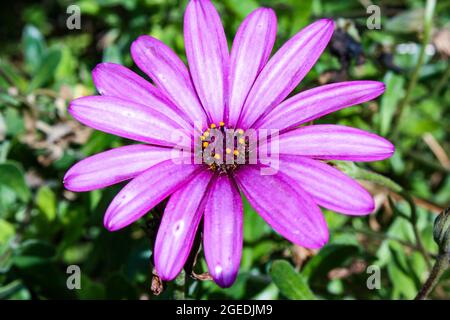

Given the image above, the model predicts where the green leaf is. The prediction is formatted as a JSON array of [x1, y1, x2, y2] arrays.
[[4, 108, 25, 136], [0, 218, 15, 245], [0, 59, 28, 92], [385, 9, 424, 34], [387, 242, 419, 299], [332, 161, 403, 193], [302, 244, 359, 281], [13, 239, 55, 268], [12, 240, 75, 299], [36, 186, 57, 222], [288, 0, 313, 34], [380, 72, 405, 135], [28, 49, 61, 91], [223, 0, 259, 19], [0, 161, 31, 202], [0, 280, 31, 300], [243, 196, 270, 243], [22, 24, 46, 73], [270, 260, 316, 300], [78, 275, 106, 299]]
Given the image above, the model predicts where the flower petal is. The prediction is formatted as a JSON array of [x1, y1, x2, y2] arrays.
[[184, 0, 229, 124], [204, 175, 243, 288], [131, 35, 208, 125], [234, 166, 328, 248], [279, 155, 374, 215], [104, 160, 200, 231], [64, 145, 174, 192], [69, 96, 190, 147], [255, 81, 385, 132], [228, 8, 277, 127], [276, 125, 395, 161], [154, 170, 212, 281], [92, 62, 192, 130], [237, 19, 334, 129]]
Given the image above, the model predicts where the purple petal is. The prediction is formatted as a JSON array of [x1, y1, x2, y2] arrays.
[[276, 125, 395, 161], [184, 0, 229, 124], [237, 19, 334, 129], [255, 81, 385, 131], [92, 62, 192, 130], [228, 8, 277, 127], [64, 145, 174, 192], [154, 170, 212, 281], [234, 166, 328, 248], [103, 160, 200, 231], [279, 155, 374, 215], [69, 96, 190, 147], [131, 35, 208, 125], [204, 175, 243, 288]]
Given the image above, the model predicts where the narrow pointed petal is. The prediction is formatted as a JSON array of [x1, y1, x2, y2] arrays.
[[279, 155, 374, 215], [238, 19, 334, 129], [204, 175, 243, 288], [255, 81, 385, 131], [155, 171, 212, 281], [69, 96, 190, 147], [276, 125, 395, 161], [104, 161, 200, 231], [228, 8, 277, 127], [184, 0, 229, 124], [92, 62, 192, 130], [234, 166, 328, 248], [131, 35, 208, 125], [64, 145, 174, 192]]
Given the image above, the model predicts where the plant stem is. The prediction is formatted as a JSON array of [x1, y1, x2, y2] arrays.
[[391, 0, 436, 139], [415, 253, 450, 300], [401, 192, 433, 270], [336, 227, 435, 257]]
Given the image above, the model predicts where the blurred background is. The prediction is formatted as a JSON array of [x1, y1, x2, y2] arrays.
[[0, 0, 449, 300]]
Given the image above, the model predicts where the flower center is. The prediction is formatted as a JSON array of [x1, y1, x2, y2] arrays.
[[198, 122, 250, 174]]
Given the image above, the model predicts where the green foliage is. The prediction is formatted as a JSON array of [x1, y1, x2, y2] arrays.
[[0, 0, 449, 300], [270, 260, 316, 299]]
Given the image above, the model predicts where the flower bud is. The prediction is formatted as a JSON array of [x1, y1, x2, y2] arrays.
[[433, 207, 450, 254]]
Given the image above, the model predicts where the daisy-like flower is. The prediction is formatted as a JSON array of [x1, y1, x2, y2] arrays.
[[64, 0, 394, 288]]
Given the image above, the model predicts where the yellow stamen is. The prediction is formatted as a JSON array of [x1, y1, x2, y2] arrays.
[[203, 142, 209, 148], [214, 154, 221, 160], [238, 138, 245, 144], [226, 148, 232, 154], [203, 131, 209, 137], [219, 121, 225, 127], [233, 150, 239, 156], [200, 136, 206, 141], [210, 123, 217, 129], [237, 129, 244, 135]]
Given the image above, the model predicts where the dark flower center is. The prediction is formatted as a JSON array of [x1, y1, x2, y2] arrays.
[[197, 123, 251, 174]]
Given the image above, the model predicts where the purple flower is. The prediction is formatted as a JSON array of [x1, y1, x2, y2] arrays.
[[64, 0, 394, 288]]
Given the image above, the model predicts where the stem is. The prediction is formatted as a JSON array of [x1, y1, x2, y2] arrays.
[[415, 253, 450, 300], [336, 226, 433, 255], [391, 0, 436, 139], [401, 192, 433, 270]]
